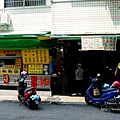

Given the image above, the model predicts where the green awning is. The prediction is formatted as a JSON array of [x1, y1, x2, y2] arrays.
[[64, 37, 81, 40], [0, 33, 57, 50]]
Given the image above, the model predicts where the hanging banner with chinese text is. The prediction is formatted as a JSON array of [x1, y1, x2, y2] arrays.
[[81, 36, 117, 51]]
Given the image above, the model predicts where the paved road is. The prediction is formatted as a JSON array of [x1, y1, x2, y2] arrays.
[[0, 90, 120, 120], [0, 100, 120, 120]]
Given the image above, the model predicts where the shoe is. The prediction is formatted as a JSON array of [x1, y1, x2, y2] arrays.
[[71, 93, 77, 96], [78, 93, 81, 95]]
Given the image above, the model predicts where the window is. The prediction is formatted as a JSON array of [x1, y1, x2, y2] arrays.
[[4, 0, 45, 8], [25, 0, 45, 6], [5, 0, 23, 7]]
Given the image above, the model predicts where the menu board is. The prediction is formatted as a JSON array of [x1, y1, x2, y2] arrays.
[[28, 64, 43, 74], [0, 50, 21, 56], [22, 49, 49, 64], [15, 58, 21, 69], [81, 36, 117, 51]]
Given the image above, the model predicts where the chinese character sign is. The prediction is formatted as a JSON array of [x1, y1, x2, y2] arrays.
[[81, 36, 117, 51], [22, 49, 49, 64]]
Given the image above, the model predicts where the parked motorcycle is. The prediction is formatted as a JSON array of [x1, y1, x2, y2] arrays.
[[17, 71, 41, 110], [85, 73, 120, 111]]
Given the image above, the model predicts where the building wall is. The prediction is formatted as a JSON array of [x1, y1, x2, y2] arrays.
[[51, 0, 120, 35], [0, 0, 51, 32], [0, 0, 4, 9]]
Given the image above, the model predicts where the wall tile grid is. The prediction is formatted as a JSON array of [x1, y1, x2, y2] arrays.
[[51, 0, 120, 34], [0, 7, 51, 32]]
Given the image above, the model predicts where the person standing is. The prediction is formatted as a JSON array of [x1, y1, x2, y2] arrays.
[[72, 63, 84, 96], [60, 64, 67, 94]]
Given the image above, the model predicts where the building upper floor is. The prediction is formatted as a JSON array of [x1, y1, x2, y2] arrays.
[[0, 0, 51, 32], [0, 0, 51, 9], [0, 0, 120, 35]]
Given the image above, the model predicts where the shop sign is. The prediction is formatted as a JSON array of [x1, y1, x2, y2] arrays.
[[3, 74, 9, 85], [31, 76, 37, 88], [22, 49, 49, 64], [0, 68, 20, 74], [40, 76, 50, 87], [26, 75, 51, 89], [81, 36, 117, 51], [15, 58, 21, 69], [0, 50, 21, 56], [28, 65, 43, 74], [28, 64, 49, 75], [0, 74, 19, 86]]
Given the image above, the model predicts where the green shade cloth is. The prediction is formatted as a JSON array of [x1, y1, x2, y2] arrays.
[[0, 37, 56, 50]]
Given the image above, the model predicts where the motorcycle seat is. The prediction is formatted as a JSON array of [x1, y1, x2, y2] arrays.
[[24, 87, 34, 93], [101, 87, 118, 93]]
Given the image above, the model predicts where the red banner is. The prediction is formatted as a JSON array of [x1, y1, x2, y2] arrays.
[[3, 74, 9, 85], [31, 76, 37, 88]]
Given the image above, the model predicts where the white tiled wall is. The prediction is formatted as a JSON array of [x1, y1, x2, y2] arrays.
[[0, 0, 4, 9], [51, 0, 120, 35], [0, 3, 51, 32]]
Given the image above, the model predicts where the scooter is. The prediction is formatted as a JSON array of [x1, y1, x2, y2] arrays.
[[17, 71, 41, 110], [85, 74, 120, 111]]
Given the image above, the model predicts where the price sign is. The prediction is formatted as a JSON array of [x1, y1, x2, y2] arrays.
[[22, 49, 49, 64]]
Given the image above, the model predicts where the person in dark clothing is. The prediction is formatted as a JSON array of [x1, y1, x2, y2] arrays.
[[60, 64, 67, 94], [71, 63, 84, 96]]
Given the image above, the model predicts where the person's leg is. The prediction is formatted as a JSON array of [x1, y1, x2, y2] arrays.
[[79, 80, 84, 95], [62, 82, 65, 94], [75, 80, 81, 95], [71, 80, 77, 95]]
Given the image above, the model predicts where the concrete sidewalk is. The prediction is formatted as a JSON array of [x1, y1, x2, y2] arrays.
[[0, 90, 85, 104]]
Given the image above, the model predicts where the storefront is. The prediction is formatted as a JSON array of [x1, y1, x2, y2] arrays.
[[0, 50, 21, 86], [50, 35, 120, 95], [0, 32, 57, 90]]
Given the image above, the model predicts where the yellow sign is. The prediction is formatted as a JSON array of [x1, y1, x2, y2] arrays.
[[0, 50, 21, 56], [5, 65, 15, 68], [22, 49, 49, 64], [15, 58, 21, 69], [28, 65, 43, 74], [0, 68, 20, 74]]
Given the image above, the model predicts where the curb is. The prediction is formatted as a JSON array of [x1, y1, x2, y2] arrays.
[[0, 90, 85, 104]]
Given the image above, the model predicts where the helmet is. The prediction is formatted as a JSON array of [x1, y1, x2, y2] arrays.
[[103, 83, 110, 89], [111, 81, 120, 87], [21, 71, 27, 77]]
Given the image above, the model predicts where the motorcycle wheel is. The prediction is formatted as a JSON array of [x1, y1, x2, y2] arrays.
[[85, 94, 93, 105], [30, 102, 38, 110]]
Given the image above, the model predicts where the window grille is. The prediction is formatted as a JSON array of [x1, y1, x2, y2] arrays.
[[25, 0, 45, 6], [4, 0, 45, 8]]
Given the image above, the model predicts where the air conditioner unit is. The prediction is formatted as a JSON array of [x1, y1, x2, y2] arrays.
[[0, 14, 10, 25]]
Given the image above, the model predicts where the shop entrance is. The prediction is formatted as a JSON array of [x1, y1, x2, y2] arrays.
[[51, 40, 119, 96]]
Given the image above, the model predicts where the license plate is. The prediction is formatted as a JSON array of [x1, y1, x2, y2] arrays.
[[34, 99, 39, 104]]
